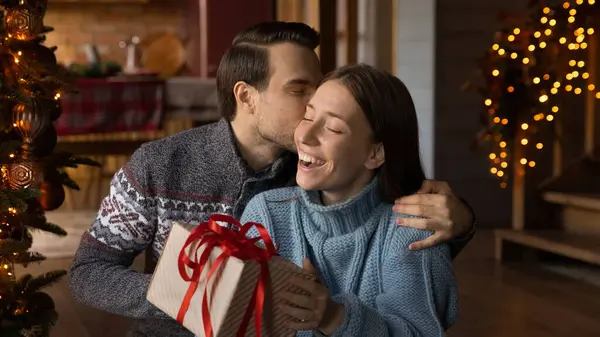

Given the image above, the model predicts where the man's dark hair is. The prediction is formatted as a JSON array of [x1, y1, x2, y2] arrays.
[[320, 64, 426, 203], [216, 21, 320, 121]]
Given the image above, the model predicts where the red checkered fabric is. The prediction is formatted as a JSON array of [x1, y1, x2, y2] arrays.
[[55, 78, 165, 136]]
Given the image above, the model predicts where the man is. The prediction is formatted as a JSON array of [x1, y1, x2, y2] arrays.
[[70, 22, 474, 337]]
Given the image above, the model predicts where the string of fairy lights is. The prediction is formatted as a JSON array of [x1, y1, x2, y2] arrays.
[[483, 0, 597, 188]]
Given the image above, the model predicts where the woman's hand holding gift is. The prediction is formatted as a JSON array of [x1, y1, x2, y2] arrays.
[[278, 259, 345, 335]]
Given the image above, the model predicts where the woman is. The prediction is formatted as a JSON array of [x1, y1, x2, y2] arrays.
[[240, 64, 458, 336]]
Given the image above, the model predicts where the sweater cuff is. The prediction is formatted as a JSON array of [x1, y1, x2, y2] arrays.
[[325, 294, 356, 336], [457, 196, 476, 240]]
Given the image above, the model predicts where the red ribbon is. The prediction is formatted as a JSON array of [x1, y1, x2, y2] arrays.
[[176, 214, 279, 337]]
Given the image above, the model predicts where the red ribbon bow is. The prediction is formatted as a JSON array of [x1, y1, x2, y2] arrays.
[[176, 214, 278, 337]]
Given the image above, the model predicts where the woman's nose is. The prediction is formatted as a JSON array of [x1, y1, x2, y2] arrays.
[[299, 124, 319, 145]]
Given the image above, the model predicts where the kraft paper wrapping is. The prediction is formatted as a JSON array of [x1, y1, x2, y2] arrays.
[[147, 221, 315, 337]]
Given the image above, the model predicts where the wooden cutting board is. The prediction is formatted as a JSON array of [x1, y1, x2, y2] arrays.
[[140, 32, 186, 78]]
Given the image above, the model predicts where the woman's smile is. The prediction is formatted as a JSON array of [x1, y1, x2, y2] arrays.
[[298, 150, 327, 170]]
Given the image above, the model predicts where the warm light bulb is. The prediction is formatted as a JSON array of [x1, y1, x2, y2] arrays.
[[545, 29, 552, 36], [541, 17, 548, 24], [559, 37, 567, 44], [534, 31, 542, 38], [588, 28, 595, 35], [552, 106, 559, 112], [520, 158, 528, 165], [497, 170, 504, 177], [576, 35, 585, 43], [575, 87, 582, 94], [507, 86, 515, 92], [543, 74, 550, 80], [547, 115, 554, 121], [511, 52, 518, 59], [566, 74, 574, 80], [543, 7, 551, 14], [551, 88, 559, 94], [528, 45, 536, 51], [570, 9, 577, 15], [563, 2, 570, 8], [513, 28, 521, 35], [500, 152, 507, 158], [533, 77, 541, 84], [583, 72, 590, 79], [508, 35, 515, 42], [501, 162, 508, 168], [498, 49, 506, 55], [500, 141, 507, 148], [540, 41, 547, 48], [589, 84, 596, 91], [494, 117, 501, 123], [485, 99, 492, 106], [573, 71, 579, 77], [578, 61, 585, 67], [581, 42, 588, 49], [554, 81, 561, 88], [590, 0, 596, 4], [489, 153, 497, 160], [492, 69, 500, 76], [528, 161, 536, 167], [566, 85, 573, 91], [569, 16, 575, 23], [536, 143, 543, 149], [501, 118, 508, 125], [14, 58, 18, 63], [492, 44, 500, 50], [576, 0, 583, 4], [539, 95, 549, 102], [597, 92, 600, 99], [569, 59, 577, 66], [521, 123, 529, 130], [521, 138, 528, 145], [490, 167, 498, 174], [522, 57, 530, 64]]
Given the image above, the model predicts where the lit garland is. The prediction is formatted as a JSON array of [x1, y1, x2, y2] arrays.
[[468, 0, 598, 188]]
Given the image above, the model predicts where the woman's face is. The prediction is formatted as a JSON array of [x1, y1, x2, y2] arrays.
[[294, 80, 384, 203]]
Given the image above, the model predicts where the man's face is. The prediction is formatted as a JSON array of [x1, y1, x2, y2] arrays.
[[254, 42, 322, 151]]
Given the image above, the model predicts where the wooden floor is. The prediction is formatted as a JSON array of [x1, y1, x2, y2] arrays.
[[15, 230, 600, 337]]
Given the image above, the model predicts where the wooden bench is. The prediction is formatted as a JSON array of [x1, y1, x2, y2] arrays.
[[495, 229, 600, 266]]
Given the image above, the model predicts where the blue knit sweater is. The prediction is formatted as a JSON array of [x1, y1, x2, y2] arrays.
[[240, 179, 459, 337]]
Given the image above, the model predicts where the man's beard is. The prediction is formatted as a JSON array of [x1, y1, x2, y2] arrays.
[[258, 127, 296, 152]]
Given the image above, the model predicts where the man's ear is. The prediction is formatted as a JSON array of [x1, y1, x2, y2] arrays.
[[365, 143, 385, 170], [233, 81, 257, 113]]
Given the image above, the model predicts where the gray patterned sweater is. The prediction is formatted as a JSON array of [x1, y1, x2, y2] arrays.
[[69, 118, 473, 337], [69, 119, 296, 337]]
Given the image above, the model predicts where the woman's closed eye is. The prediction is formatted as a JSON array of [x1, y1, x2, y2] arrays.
[[326, 126, 343, 134]]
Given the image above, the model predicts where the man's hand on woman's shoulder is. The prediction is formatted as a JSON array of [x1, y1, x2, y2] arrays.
[[392, 180, 475, 251]]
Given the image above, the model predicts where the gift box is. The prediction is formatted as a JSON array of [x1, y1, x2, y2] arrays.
[[147, 215, 315, 337]]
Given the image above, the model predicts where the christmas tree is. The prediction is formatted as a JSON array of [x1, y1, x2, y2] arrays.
[[0, 0, 99, 336], [464, 0, 599, 187]]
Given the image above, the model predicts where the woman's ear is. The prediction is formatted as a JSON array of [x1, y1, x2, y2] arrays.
[[233, 81, 257, 113], [365, 143, 385, 170]]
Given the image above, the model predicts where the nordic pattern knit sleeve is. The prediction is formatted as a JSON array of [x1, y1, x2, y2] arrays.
[[69, 145, 167, 319]]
